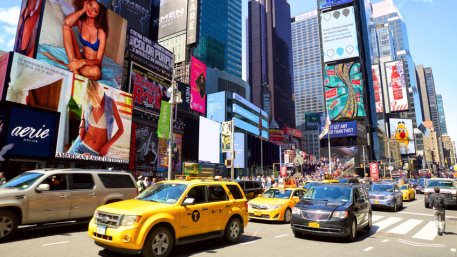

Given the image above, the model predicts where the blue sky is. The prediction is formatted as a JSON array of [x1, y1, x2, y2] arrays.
[[0, 0, 456, 145]]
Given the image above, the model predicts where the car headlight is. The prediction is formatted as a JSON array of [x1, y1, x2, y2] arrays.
[[120, 215, 142, 227], [332, 211, 348, 219], [267, 205, 281, 210], [292, 207, 301, 215], [248, 202, 252, 209], [386, 195, 394, 199]]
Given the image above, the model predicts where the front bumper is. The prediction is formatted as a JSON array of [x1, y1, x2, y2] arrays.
[[248, 208, 283, 221], [88, 221, 143, 254], [369, 198, 396, 208], [291, 214, 351, 237]]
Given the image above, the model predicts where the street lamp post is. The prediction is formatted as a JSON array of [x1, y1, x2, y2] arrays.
[[362, 145, 366, 178], [167, 80, 182, 181]]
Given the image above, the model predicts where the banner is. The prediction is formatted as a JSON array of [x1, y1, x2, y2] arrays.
[[111, 0, 153, 37], [389, 118, 415, 155], [324, 62, 366, 121], [319, 113, 331, 140], [0, 53, 9, 100], [14, 0, 45, 58], [207, 92, 226, 123], [157, 100, 171, 139], [32, 0, 127, 89], [154, 0, 188, 39], [135, 124, 158, 171], [226, 132, 245, 168], [221, 121, 233, 153], [372, 64, 384, 113], [186, 0, 199, 45], [177, 82, 191, 112], [385, 60, 408, 112], [370, 162, 379, 181], [130, 62, 170, 114], [190, 56, 207, 114]]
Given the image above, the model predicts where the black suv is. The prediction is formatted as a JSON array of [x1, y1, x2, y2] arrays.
[[237, 180, 264, 200], [291, 184, 372, 242]]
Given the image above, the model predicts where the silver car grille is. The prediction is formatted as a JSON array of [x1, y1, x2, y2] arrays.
[[95, 212, 121, 228], [251, 204, 268, 210], [301, 210, 332, 221], [370, 195, 385, 200]]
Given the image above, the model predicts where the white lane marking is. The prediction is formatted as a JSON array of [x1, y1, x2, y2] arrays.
[[42, 241, 70, 247], [372, 215, 384, 222], [275, 234, 288, 238], [382, 239, 389, 243], [399, 211, 457, 219], [403, 199, 423, 207], [387, 219, 423, 235], [240, 241, 256, 246], [412, 221, 437, 241], [451, 248, 456, 252], [398, 239, 445, 247], [373, 217, 403, 232], [363, 247, 374, 252]]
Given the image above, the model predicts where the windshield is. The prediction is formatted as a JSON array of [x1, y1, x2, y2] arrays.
[[137, 183, 187, 204], [427, 180, 455, 188], [303, 186, 352, 202], [418, 179, 425, 186], [304, 182, 321, 190], [0, 172, 44, 190], [370, 184, 394, 192], [262, 189, 292, 199], [400, 185, 408, 190]]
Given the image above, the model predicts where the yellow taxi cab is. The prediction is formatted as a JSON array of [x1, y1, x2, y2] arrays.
[[322, 179, 339, 184], [248, 188, 305, 223], [88, 176, 248, 257], [400, 184, 416, 201]]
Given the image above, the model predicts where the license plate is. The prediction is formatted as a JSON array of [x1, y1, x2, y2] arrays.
[[254, 211, 262, 217], [309, 222, 320, 228], [96, 225, 107, 235], [374, 200, 379, 204]]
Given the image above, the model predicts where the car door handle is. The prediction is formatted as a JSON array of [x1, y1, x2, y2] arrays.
[[226, 204, 231, 208], [59, 195, 68, 199], [202, 208, 209, 211], [89, 193, 96, 197]]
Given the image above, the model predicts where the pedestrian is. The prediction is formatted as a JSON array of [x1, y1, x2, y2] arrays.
[[137, 176, 145, 194], [143, 177, 150, 188], [429, 187, 446, 235], [0, 172, 6, 185]]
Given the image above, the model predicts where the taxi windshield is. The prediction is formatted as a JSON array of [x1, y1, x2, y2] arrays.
[[138, 183, 187, 204], [262, 189, 292, 199], [400, 185, 408, 190], [0, 172, 44, 190]]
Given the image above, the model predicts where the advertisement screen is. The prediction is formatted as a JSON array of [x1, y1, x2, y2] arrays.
[[111, 0, 153, 37], [322, 121, 357, 138], [370, 162, 379, 181], [177, 82, 191, 112], [154, 0, 188, 39], [304, 112, 324, 130], [14, 0, 45, 58], [0, 53, 9, 100], [190, 56, 207, 114], [198, 116, 220, 163], [221, 121, 232, 153], [5, 104, 60, 159], [321, 146, 357, 175], [320, 6, 359, 63], [324, 62, 365, 121], [226, 132, 245, 169], [385, 60, 409, 112], [35, 0, 127, 89], [319, 0, 353, 9], [389, 118, 415, 155], [372, 64, 384, 113], [207, 92, 226, 123], [130, 62, 170, 114], [135, 124, 158, 171]]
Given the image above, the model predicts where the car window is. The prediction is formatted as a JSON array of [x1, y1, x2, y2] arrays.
[[304, 186, 352, 202], [253, 182, 262, 190], [427, 180, 454, 188], [139, 183, 187, 204], [69, 174, 94, 190], [293, 190, 304, 198], [98, 174, 135, 188], [187, 186, 208, 204], [43, 174, 68, 191], [226, 185, 244, 199], [209, 185, 228, 202], [1, 172, 43, 190], [245, 182, 253, 190], [370, 184, 394, 192], [263, 189, 292, 199]]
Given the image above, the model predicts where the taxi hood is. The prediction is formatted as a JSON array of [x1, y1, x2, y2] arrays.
[[97, 199, 174, 215], [250, 197, 290, 205]]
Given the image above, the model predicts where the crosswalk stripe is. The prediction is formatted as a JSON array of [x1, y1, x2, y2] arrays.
[[412, 221, 437, 241], [387, 219, 423, 235], [372, 215, 384, 222], [374, 217, 403, 232]]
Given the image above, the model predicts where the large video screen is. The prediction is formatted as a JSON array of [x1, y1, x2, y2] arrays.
[[154, 0, 188, 39], [321, 146, 357, 174], [324, 61, 366, 121], [320, 6, 359, 63], [372, 64, 384, 113], [385, 60, 409, 112], [190, 56, 207, 114], [32, 0, 127, 89], [198, 116, 220, 164], [389, 118, 415, 155]]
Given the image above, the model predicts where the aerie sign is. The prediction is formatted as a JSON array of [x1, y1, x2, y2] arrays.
[[11, 125, 50, 140]]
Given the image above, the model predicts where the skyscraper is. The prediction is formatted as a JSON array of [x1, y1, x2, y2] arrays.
[[436, 94, 447, 135], [248, 0, 295, 128], [424, 67, 441, 135], [416, 64, 431, 121]]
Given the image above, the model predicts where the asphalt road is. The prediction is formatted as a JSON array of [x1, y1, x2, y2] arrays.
[[1, 194, 456, 257]]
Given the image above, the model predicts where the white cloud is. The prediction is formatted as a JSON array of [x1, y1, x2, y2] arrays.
[[0, 6, 20, 51], [0, 6, 20, 26], [7, 38, 15, 48]]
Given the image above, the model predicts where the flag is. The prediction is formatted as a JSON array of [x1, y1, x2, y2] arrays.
[[319, 113, 331, 140], [157, 101, 171, 139]]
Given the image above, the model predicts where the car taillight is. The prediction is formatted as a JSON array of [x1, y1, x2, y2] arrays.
[[245, 201, 249, 212]]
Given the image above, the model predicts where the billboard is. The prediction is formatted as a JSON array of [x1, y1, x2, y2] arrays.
[[177, 82, 191, 112], [135, 124, 158, 171], [304, 112, 324, 130], [372, 64, 384, 113], [5, 104, 60, 159], [13, 0, 45, 58], [0, 53, 9, 100], [269, 129, 284, 143], [322, 121, 357, 138], [321, 146, 357, 174], [389, 118, 415, 155], [190, 56, 207, 114], [111, 0, 153, 37], [186, 0, 199, 45], [31, 0, 127, 89], [320, 6, 359, 63], [370, 162, 379, 181], [130, 62, 170, 114], [319, 0, 353, 9], [198, 117, 220, 163], [0, 104, 9, 161], [226, 132, 245, 169], [207, 92, 226, 123], [385, 60, 409, 112], [221, 121, 232, 153], [324, 62, 366, 121], [154, 0, 188, 39]]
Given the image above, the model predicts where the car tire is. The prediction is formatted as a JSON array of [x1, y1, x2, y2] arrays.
[[347, 218, 357, 242], [0, 210, 19, 242], [143, 226, 174, 257], [292, 229, 304, 238], [224, 217, 242, 243], [363, 212, 372, 232], [283, 208, 292, 224], [425, 202, 430, 208], [412, 193, 415, 201], [392, 200, 398, 212]]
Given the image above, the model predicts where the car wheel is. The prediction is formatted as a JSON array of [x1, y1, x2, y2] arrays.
[[292, 229, 304, 238], [283, 208, 292, 224], [225, 217, 242, 243], [363, 212, 372, 232], [143, 226, 174, 257], [347, 219, 357, 242], [412, 193, 415, 201], [425, 202, 430, 208], [392, 200, 397, 212], [0, 210, 19, 242]]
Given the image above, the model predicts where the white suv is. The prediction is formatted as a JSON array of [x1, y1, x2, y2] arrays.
[[0, 168, 137, 242]]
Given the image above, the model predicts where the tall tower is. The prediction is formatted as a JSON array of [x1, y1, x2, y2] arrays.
[[436, 94, 447, 135], [247, 0, 295, 128]]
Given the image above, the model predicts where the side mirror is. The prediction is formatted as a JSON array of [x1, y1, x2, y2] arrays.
[[356, 198, 365, 204], [182, 197, 195, 206], [36, 183, 50, 192]]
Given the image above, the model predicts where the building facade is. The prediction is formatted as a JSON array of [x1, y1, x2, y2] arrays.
[[436, 94, 447, 135], [206, 67, 251, 101]]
